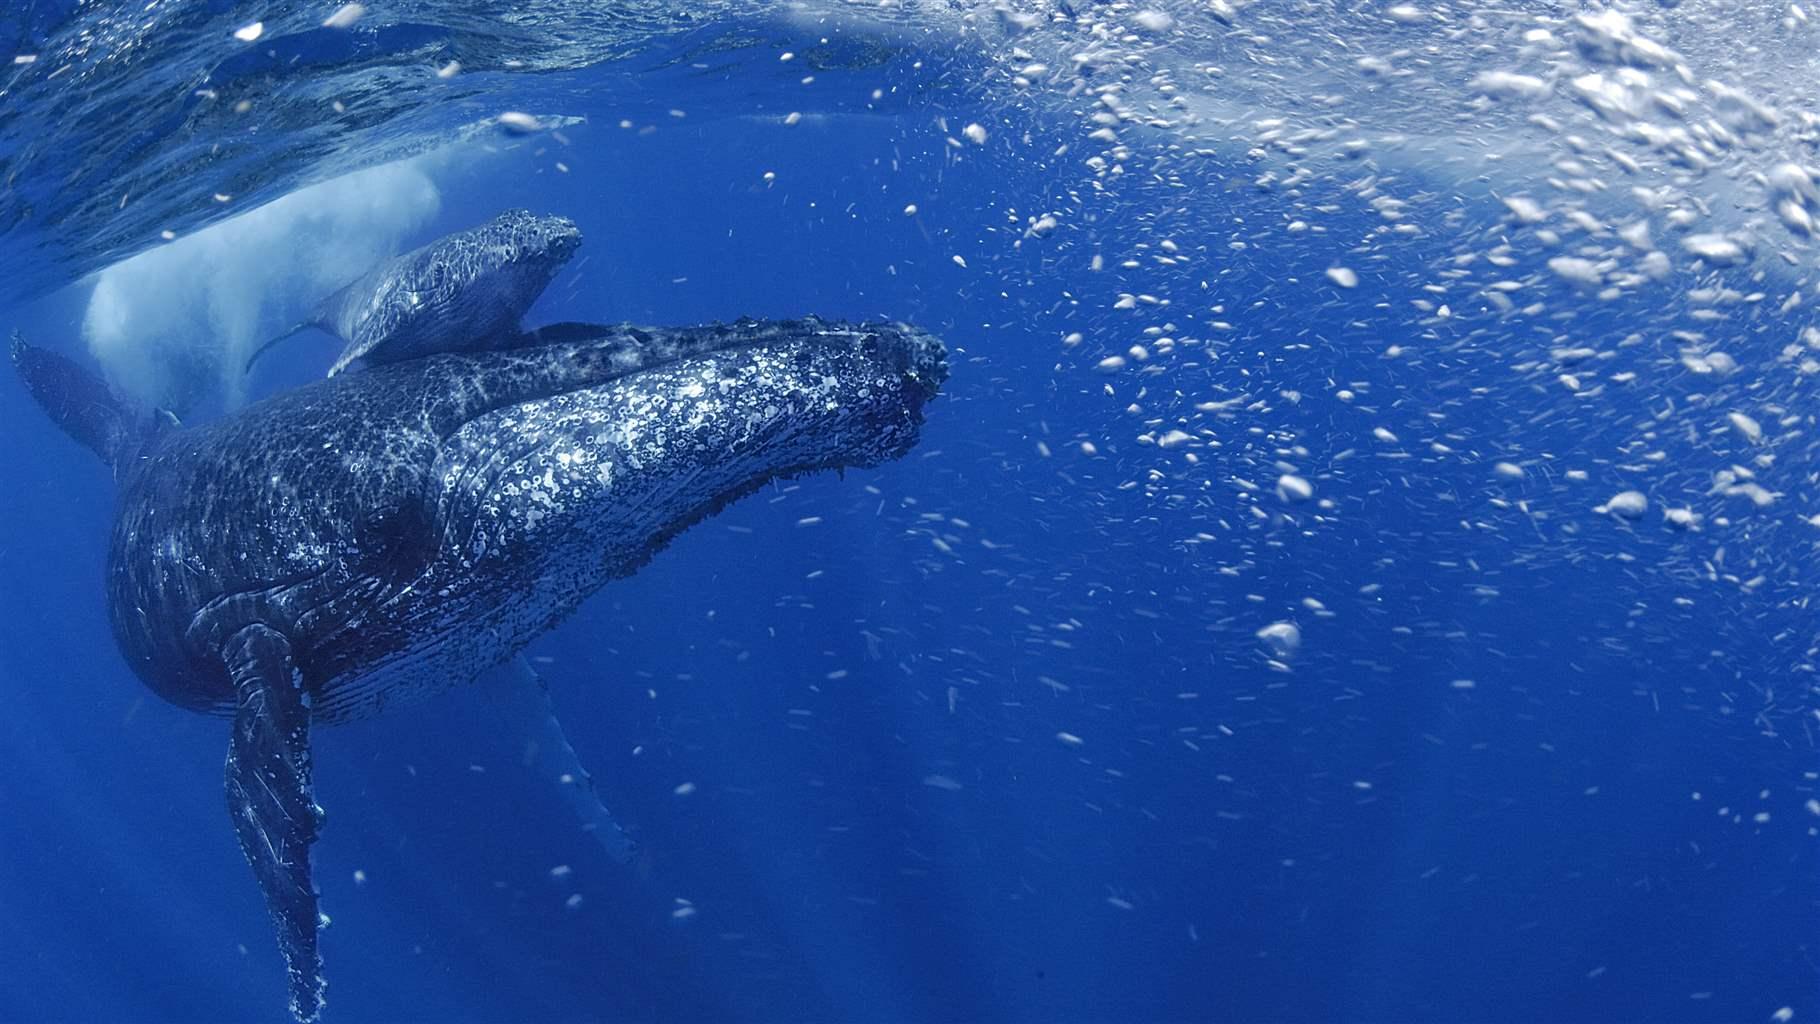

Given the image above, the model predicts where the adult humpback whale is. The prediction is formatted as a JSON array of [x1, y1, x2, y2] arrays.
[[11, 316, 946, 1022]]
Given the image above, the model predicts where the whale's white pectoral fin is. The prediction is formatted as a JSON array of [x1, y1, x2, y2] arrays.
[[224, 624, 327, 1024], [496, 655, 637, 863]]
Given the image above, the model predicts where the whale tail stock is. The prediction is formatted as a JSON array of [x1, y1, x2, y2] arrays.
[[9, 331, 174, 475]]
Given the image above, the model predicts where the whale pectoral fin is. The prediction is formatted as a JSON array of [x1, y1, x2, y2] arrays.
[[490, 655, 636, 863], [223, 624, 327, 1024], [241, 322, 318, 375]]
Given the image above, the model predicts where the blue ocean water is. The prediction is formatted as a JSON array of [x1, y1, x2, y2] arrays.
[[2, 3, 1818, 1022]]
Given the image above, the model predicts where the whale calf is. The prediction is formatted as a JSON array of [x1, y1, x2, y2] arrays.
[[12, 316, 946, 1022], [243, 209, 583, 377]]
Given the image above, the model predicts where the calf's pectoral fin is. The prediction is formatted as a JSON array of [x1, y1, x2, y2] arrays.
[[242, 321, 319, 375], [223, 624, 327, 1024]]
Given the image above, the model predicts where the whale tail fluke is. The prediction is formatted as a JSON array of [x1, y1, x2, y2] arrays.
[[10, 331, 167, 474]]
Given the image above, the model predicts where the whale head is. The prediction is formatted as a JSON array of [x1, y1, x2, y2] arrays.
[[479, 208, 582, 274]]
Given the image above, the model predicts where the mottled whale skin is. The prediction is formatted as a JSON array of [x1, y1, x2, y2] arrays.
[[244, 209, 582, 376], [12, 317, 945, 1023]]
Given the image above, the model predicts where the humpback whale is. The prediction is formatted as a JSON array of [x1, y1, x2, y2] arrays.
[[243, 209, 582, 377], [11, 316, 946, 1023]]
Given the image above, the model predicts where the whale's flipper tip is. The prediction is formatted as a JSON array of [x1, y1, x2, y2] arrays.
[[223, 624, 327, 1024]]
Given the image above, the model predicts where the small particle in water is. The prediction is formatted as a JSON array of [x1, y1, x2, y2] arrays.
[[497, 111, 542, 134], [1256, 621, 1301, 659], [564, 894, 584, 910], [322, 3, 365, 29], [233, 21, 263, 42], [796, 516, 822, 527], [779, 51, 795, 62], [1107, 896, 1135, 910], [1326, 266, 1359, 288], [784, 111, 802, 126], [962, 123, 988, 145], [1056, 731, 1084, 747], [352, 869, 367, 885], [1596, 490, 1648, 519], [903, 203, 918, 215], [550, 865, 572, 879], [671, 905, 698, 920], [1493, 461, 1525, 480], [1729, 411, 1763, 443], [436, 60, 461, 78], [1276, 474, 1313, 502], [12, 54, 37, 65], [674, 782, 697, 796], [1096, 355, 1126, 372], [923, 774, 964, 791], [952, 255, 968, 268], [1080, 441, 1098, 456], [1133, 10, 1175, 31], [1503, 196, 1548, 223], [1547, 256, 1603, 287], [1682, 233, 1748, 265], [1663, 507, 1702, 530], [1471, 71, 1550, 99], [1771, 1009, 1793, 1023]]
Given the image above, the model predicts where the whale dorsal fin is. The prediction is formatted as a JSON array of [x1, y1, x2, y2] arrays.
[[223, 623, 327, 1024], [9, 331, 164, 472]]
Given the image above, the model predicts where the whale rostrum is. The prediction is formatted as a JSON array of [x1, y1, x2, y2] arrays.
[[12, 315, 946, 1022]]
